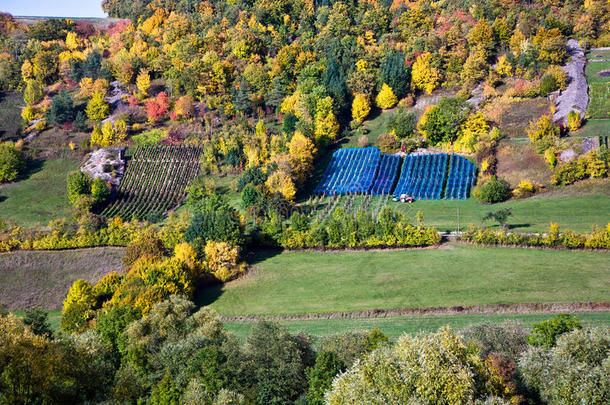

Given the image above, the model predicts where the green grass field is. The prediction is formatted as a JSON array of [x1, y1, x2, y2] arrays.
[[199, 245, 610, 317], [585, 60, 610, 84], [301, 178, 610, 233], [572, 118, 610, 138], [223, 312, 610, 340], [0, 158, 78, 228], [587, 49, 610, 59], [587, 82, 610, 119]]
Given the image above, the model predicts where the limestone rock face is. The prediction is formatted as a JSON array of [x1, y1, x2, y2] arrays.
[[81, 147, 125, 189], [552, 39, 588, 126]]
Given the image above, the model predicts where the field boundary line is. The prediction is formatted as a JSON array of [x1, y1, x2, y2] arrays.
[[218, 302, 610, 322], [0, 246, 126, 255]]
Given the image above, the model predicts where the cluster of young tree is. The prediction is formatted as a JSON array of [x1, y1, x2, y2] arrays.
[[3, 300, 608, 404], [261, 207, 441, 249]]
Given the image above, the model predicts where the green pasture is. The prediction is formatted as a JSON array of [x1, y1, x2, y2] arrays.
[[199, 245, 610, 317], [223, 312, 610, 340], [587, 82, 610, 119], [0, 158, 78, 228], [585, 60, 610, 84]]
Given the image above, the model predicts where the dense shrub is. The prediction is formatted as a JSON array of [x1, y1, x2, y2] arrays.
[[552, 151, 608, 185], [519, 328, 610, 404], [326, 328, 519, 404], [265, 207, 441, 250], [526, 115, 560, 154], [473, 176, 511, 203], [385, 108, 417, 139], [418, 97, 472, 146], [527, 313, 582, 348], [538, 73, 557, 96], [461, 321, 529, 360], [0, 142, 25, 183], [67, 170, 92, 204]]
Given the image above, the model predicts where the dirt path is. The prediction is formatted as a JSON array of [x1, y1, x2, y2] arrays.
[[552, 39, 589, 125], [219, 301, 610, 322]]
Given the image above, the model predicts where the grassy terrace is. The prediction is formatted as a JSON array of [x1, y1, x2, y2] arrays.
[[199, 244, 610, 317], [0, 158, 78, 228], [223, 312, 610, 340]]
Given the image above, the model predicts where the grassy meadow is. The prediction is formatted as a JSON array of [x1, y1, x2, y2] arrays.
[[199, 245, 610, 317], [223, 311, 610, 340], [0, 158, 78, 228]]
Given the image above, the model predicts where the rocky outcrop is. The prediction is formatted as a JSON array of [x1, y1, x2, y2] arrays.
[[81, 147, 125, 188], [552, 39, 589, 126]]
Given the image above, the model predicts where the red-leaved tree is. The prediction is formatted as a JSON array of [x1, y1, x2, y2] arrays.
[[145, 92, 169, 123]]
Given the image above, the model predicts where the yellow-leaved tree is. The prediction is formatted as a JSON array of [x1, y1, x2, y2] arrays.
[[204, 241, 242, 282], [85, 91, 110, 121], [288, 131, 317, 184], [65, 32, 81, 50], [136, 69, 151, 98], [411, 52, 440, 95], [375, 83, 398, 109], [455, 113, 489, 153], [495, 55, 512, 77], [352, 93, 371, 124], [61, 279, 96, 332], [92, 120, 127, 147], [314, 96, 339, 144], [266, 170, 296, 202]]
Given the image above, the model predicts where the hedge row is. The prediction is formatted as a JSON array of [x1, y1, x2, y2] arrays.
[[0, 217, 185, 252], [460, 224, 610, 249]]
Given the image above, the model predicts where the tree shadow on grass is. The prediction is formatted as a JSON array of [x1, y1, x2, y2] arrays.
[[194, 283, 224, 308], [508, 223, 531, 230], [194, 249, 283, 308], [16, 159, 45, 182]]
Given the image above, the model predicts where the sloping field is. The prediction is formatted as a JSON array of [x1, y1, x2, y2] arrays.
[[200, 245, 610, 317], [0, 158, 78, 228], [0, 247, 125, 310]]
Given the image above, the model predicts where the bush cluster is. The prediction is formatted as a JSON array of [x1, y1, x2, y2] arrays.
[[552, 150, 608, 185], [473, 176, 511, 203], [263, 207, 441, 249]]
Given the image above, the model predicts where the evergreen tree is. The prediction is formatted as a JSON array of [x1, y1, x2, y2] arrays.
[[74, 111, 88, 132], [266, 76, 286, 112], [379, 50, 411, 99], [47, 89, 75, 125], [234, 81, 251, 115], [307, 351, 346, 405], [323, 57, 350, 113]]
